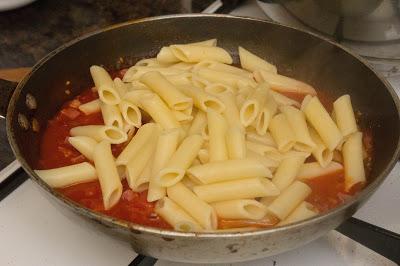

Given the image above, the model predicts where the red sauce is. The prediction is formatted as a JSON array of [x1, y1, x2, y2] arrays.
[[38, 80, 370, 230]]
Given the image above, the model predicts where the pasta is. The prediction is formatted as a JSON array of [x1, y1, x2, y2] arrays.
[[269, 114, 296, 152], [342, 132, 366, 191], [267, 181, 311, 220], [155, 197, 202, 232], [272, 156, 306, 190], [100, 102, 123, 129], [188, 158, 272, 184], [167, 182, 217, 230], [211, 199, 267, 220], [278, 202, 318, 226], [147, 129, 180, 202], [140, 71, 193, 111], [68, 136, 97, 161], [156, 134, 203, 187], [139, 93, 181, 130], [78, 99, 101, 115], [302, 96, 343, 151], [333, 95, 358, 137], [70, 125, 127, 144], [193, 177, 280, 203], [90, 65, 121, 105], [280, 105, 315, 153], [37, 39, 370, 232], [207, 110, 228, 162], [116, 123, 159, 166], [93, 141, 123, 210], [170, 45, 232, 64], [254, 69, 317, 96], [34, 162, 97, 188], [238, 46, 277, 73]]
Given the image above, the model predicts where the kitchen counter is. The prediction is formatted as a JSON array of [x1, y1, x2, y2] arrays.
[[0, 0, 212, 68]]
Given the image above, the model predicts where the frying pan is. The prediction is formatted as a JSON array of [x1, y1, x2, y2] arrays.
[[0, 14, 399, 263]]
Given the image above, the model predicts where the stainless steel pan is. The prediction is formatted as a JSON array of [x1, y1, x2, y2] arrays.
[[1, 14, 399, 263]]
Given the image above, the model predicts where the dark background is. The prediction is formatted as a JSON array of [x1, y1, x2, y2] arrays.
[[0, 0, 213, 68]]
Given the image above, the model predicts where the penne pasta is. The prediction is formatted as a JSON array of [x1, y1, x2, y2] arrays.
[[78, 99, 101, 115], [34, 162, 97, 188], [155, 197, 203, 232], [165, 72, 193, 87], [123, 89, 152, 106], [135, 58, 163, 67], [118, 100, 142, 128], [302, 96, 343, 151], [218, 91, 242, 128], [198, 148, 209, 164], [193, 60, 252, 78], [272, 156, 306, 190], [254, 69, 317, 96], [246, 150, 280, 169], [140, 71, 193, 111], [333, 95, 358, 137], [211, 199, 267, 220], [254, 107, 272, 135], [147, 129, 180, 202], [123, 66, 184, 82], [342, 132, 366, 191], [70, 125, 127, 144], [187, 158, 272, 184], [113, 77, 129, 98], [297, 161, 343, 180], [157, 39, 217, 64], [309, 128, 333, 167], [267, 181, 311, 220], [238, 46, 277, 73], [139, 93, 181, 130], [167, 182, 217, 230], [68, 136, 97, 161], [246, 131, 276, 147], [100, 102, 123, 129], [90, 66, 121, 105], [193, 177, 280, 203], [170, 62, 196, 71], [270, 90, 301, 108], [170, 45, 232, 64], [179, 86, 225, 113], [93, 141, 123, 210], [207, 110, 228, 162], [280, 105, 315, 153], [157, 134, 203, 187], [278, 201, 318, 226], [226, 125, 246, 159], [246, 141, 283, 161], [268, 114, 296, 153], [187, 110, 207, 135], [172, 110, 193, 123], [197, 68, 256, 89], [204, 83, 234, 95], [116, 123, 159, 166], [132, 157, 152, 192], [239, 84, 269, 127], [125, 136, 157, 189]]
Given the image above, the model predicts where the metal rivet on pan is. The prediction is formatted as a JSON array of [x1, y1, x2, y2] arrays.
[[32, 118, 40, 132], [18, 113, 30, 130], [25, 93, 37, 110]]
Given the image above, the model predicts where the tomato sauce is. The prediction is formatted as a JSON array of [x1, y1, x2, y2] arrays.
[[38, 81, 368, 230]]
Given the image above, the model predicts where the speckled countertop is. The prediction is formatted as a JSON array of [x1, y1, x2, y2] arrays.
[[0, 0, 213, 68]]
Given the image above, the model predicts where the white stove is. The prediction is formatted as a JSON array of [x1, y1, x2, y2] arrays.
[[0, 1, 399, 265]]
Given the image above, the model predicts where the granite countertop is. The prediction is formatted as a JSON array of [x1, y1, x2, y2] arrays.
[[0, 0, 213, 68]]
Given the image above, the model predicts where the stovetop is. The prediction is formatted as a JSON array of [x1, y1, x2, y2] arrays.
[[0, 1, 400, 266]]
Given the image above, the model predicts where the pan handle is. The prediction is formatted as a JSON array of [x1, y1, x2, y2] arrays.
[[336, 217, 400, 263], [0, 79, 18, 118]]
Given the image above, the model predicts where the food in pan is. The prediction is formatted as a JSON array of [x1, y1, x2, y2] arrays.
[[34, 39, 371, 232]]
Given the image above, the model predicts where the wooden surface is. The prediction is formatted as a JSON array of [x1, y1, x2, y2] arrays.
[[0, 68, 31, 82]]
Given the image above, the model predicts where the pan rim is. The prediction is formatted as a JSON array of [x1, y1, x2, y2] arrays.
[[6, 13, 400, 238]]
